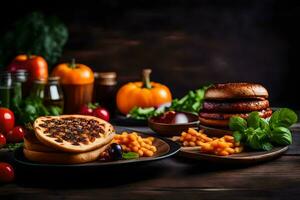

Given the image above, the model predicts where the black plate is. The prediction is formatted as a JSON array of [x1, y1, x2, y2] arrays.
[[13, 133, 180, 169], [111, 114, 148, 126], [179, 146, 288, 165]]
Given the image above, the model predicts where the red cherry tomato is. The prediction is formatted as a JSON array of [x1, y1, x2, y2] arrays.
[[0, 162, 15, 183], [93, 107, 110, 121], [79, 105, 94, 115], [6, 126, 25, 143], [0, 108, 15, 135], [0, 133, 6, 148]]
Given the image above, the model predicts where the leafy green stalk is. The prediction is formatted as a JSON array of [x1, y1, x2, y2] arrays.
[[0, 11, 68, 68]]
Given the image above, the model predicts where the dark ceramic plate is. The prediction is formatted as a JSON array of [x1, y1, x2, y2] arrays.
[[13, 133, 180, 169], [179, 146, 288, 165], [148, 112, 199, 137], [112, 114, 148, 126], [199, 124, 232, 136]]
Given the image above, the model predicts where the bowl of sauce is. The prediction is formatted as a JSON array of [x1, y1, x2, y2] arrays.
[[148, 111, 199, 137]]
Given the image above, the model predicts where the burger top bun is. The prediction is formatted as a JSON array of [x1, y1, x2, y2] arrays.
[[204, 83, 269, 100]]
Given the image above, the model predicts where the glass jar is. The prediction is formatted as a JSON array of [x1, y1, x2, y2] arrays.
[[13, 69, 29, 99], [0, 72, 13, 108], [43, 77, 64, 114], [94, 72, 117, 115], [31, 79, 47, 99]]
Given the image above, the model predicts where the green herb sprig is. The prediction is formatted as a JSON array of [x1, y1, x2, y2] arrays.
[[229, 108, 298, 151], [0, 12, 68, 68], [127, 85, 211, 120]]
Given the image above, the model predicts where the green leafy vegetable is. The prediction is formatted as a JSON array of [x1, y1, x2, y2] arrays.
[[169, 85, 211, 114], [229, 117, 247, 132], [0, 12, 68, 68], [270, 127, 292, 146], [269, 108, 298, 129], [13, 96, 62, 125], [128, 85, 211, 120], [247, 111, 260, 129], [127, 107, 164, 120], [233, 131, 242, 142], [229, 108, 297, 151], [5, 142, 23, 151], [122, 152, 139, 160]]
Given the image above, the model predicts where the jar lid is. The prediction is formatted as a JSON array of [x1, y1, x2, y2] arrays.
[[0, 71, 12, 77], [47, 76, 60, 84], [33, 79, 47, 84], [15, 69, 28, 74], [94, 72, 117, 86]]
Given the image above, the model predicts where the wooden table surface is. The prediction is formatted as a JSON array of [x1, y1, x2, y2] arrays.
[[1, 124, 300, 200]]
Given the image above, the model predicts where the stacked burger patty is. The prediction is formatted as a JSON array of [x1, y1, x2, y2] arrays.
[[199, 83, 272, 128]]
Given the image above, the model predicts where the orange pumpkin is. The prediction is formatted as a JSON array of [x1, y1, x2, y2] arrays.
[[51, 59, 94, 84], [51, 59, 94, 114], [116, 69, 172, 114]]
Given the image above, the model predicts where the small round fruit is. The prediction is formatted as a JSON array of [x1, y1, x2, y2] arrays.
[[79, 105, 93, 115], [6, 126, 25, 143], [93, 107, 110, 121], [0, 162, 15, 183], [0, 107, 15, 134], [0, 133, 6, 148], [108, 143, 123, 160]]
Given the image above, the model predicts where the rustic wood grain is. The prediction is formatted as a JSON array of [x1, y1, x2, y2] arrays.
[[1, 125, 300, 200]]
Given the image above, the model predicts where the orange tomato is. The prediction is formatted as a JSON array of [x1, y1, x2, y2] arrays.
[[8, 54, 48, 81], [51, 59, 94, 84], [116, 69, 172, 114]]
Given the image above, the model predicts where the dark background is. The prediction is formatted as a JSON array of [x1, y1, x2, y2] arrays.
[[0, 0, 299, 109]]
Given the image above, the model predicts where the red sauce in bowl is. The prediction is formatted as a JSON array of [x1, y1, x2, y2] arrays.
[[151, 111, 197, 124]]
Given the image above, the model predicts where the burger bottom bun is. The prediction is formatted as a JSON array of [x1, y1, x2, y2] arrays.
[[199, 117, 230, 127], [23, 143, 109, 164]]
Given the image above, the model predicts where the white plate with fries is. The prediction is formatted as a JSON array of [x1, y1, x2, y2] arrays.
[[172, 128, 288, 164]]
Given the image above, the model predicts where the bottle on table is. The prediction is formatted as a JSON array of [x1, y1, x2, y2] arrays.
[[30, 77, 64, 114], [94, 72, 117, 116], [0, 72, 13, 108]]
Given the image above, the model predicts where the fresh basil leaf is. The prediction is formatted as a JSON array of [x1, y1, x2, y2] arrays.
[[261, 142, 273, 151], [247, 111, 260, 129], [233, 131, 242, 142], [247, 134, 262, 150], [229, 116, 247, 132], [48, 106, 62, 116], [259, 118, 270, 131], [270, 126, 292, 146], [5, 142, 23, 151], [270, 108, 298, 129], [122, 152, 139, 160]]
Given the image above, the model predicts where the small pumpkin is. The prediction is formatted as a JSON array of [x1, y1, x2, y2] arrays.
[[51, 59, 94, 85], [51, 59, 94, 114], [116, 69, 172, 114]]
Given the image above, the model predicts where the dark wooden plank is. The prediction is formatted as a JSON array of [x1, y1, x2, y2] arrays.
[[1, 156, 300, 199]]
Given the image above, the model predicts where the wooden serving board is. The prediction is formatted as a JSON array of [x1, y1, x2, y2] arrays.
[[179, 146, 288, 165]]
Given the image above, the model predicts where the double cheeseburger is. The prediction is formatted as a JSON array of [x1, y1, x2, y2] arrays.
[[199, 83, 272, 128], [24, 115, 115, 164]]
